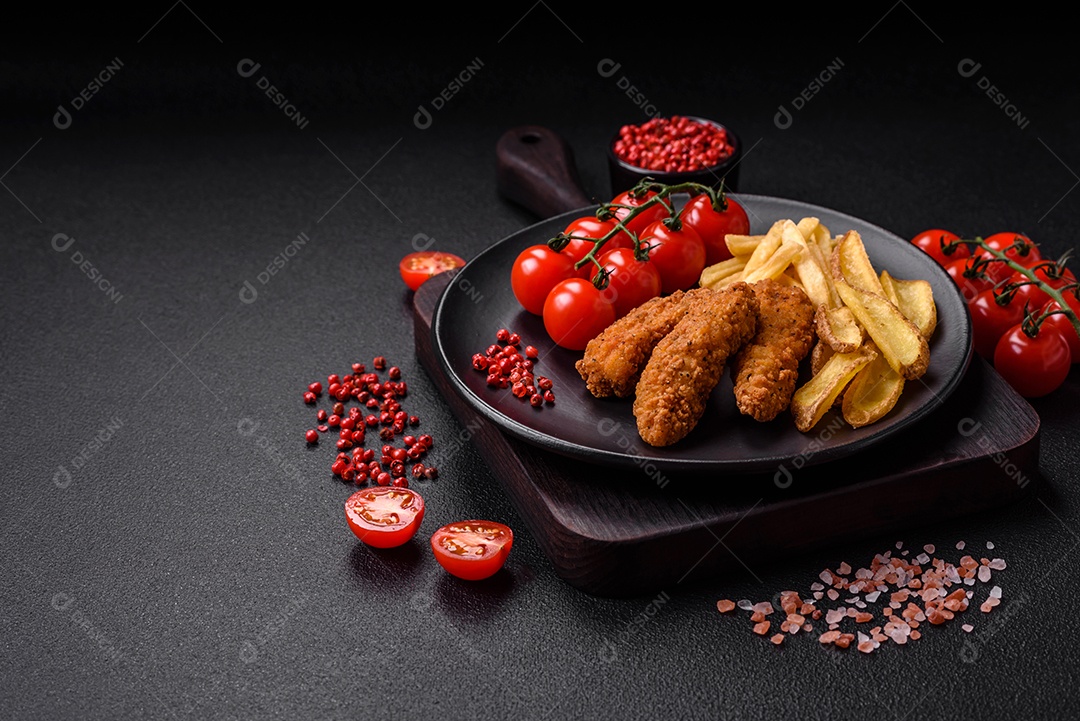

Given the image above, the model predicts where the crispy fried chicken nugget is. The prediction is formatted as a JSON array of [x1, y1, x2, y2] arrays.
[[633, 283, 759, 447], [576, 289, 711, 398], [730, 279, 817, 422]]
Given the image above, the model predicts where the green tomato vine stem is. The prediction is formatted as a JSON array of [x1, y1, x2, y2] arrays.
[[546, 178, 724, 289]]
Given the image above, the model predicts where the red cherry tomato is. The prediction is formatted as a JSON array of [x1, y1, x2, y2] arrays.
[[1005, 265, 1077, 309], [970, 288, 1027, 359], [910, 229, 969, 266], [430, 520, 513, 581], [1042, 296, 1080, 363], [641, 219, 706, 294], [345, 487, 425, 548], [511, 244, 577, 315], [560, 217, 626, 278], [609, 189, 669, 247], [943, 256, 997, 304], [590, 247, 662, 319], [542, 278, 617, 350], [994, 322, 1071, 397], [981, 232, 1042, 267], [678, 193, 750, 266], [399, 251, 467, 291]]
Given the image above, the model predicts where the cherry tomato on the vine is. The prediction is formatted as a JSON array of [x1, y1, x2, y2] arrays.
[[641, 219, 706, 295], [399, 251, 467, 291], [560, 217, 626, 278], [678, 193, 750, 266], [1006, 265, 1077, 309], [430, 520, 514, 581], [511, 244, 577, 315], [345, 487, 425, 549], [542, 278, 617, 350], [994, 322, 1071, 398], [1042, 295, 1080, 363], [609, 190, 669, 247], [910, 229, 968, 266], [970, 288, 1027, 359], [981, 232, 1042, 267], [943, 256, 997, 304], [590, 247, 662, 319]]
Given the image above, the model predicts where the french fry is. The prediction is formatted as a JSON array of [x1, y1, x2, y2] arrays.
[[791, 343, 878, 432], [796, 216, 820, 242], [740, 220, 785, 278], [815, 304, 863, 353], [789, 228, 835, 309], [833, 230, 885, 295], [834, 279, 930, 380], [743, 234, 804, 284], [699, 256, 748, 289], [725, 234, 765, 257]]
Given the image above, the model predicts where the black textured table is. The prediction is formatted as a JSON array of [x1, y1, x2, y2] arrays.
[[4, 9, 1080, 720]]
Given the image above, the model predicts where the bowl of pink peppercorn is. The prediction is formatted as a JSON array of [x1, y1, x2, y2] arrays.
[[608, 115, 742, 195]]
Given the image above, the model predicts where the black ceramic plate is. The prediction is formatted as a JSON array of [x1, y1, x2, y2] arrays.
[[432, 195, 973, 473]]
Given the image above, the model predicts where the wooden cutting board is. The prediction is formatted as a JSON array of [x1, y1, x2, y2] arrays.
[[414, 269, 1040, 597], [410, 125, 1041, 597]]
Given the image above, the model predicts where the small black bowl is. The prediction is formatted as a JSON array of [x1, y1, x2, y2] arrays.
[[607, 116, 742, 196]]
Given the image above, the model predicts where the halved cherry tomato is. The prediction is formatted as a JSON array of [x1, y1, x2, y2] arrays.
[[910, 229, 968, 266], [430, 520, 513, 580], [345, 487, 425, 548], [399, 251, 467, 291], [560, 217, 626, 278], [678, 193, 750, 266], [542, 278, 616, 350], [591, 247, 662, 319], [994, 322, 1070, 397], [609, 189, 669, 247], [511, 244, 577, 315], [641, 218, 706, 294]]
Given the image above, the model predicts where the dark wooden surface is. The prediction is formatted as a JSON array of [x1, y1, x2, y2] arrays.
[[496, 125, 595, 217], [415, 269, 1040, 596]]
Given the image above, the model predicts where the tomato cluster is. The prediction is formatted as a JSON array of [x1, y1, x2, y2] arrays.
[[912, 229, 1078, 397], [511, 186, 749, 350]]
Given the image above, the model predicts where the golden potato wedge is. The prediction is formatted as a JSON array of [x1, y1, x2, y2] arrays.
[[786, 223, 834, 310], [881, 271, 937, 339], [810, 339, 834, 376], [792, 343, 878, 432], [842, 350, 905, 428], [699, 256, 748, 289], [834, 279, 930, 380], [815, 304, 863, 353], [832, 231, 887, 297]]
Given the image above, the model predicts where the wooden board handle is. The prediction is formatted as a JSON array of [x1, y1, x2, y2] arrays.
[[496, 125, 593, 218]]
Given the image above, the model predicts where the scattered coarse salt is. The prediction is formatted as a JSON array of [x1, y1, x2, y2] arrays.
[[956, 541, 966, 550], [987, 541, 995, 550], [770, 633, 785, 645], [752, 602, 775, 615], [978, 566, 992, 583], [827, 589, 839, 601], [819, 570, 833, 585], [810, 582, 824, 592], [896, 541, 903, 550], [865, 591, 881, 603], [924, 544, 936, 554], [962, 624, 974, 633], [915, 553, 931, 565], [989, 558, 1007, 571], [838, 561, 852, 575], [717, 599, 736, 613], [738, 599, 753, 611], [990, 585, 1002, 599]]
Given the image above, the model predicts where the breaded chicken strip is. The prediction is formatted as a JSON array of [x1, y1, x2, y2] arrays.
[[576, 289, 709, 398], [633, 283, 759, 447], [730, 279, 816, 422]]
